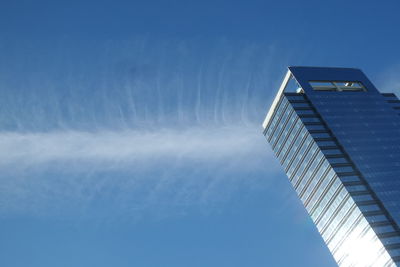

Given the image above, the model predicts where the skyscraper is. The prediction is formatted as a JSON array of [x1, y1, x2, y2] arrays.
[[263, 67, 400, 266]]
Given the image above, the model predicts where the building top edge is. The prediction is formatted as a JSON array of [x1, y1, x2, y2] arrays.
[[262, 69, 292, 130], [262, 66, 380, 131]]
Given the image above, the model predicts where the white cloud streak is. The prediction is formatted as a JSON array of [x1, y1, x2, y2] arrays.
[[0, 125, 271, 168], [0, 38, 287, 220], [0, 125, 280, 220]]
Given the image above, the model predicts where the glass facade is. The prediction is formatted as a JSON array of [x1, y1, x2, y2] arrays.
[[263, 67, 400, 267]]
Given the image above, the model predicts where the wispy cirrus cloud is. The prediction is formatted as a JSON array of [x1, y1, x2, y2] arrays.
[[0, 125, 280, 220], [0, 126, 272, 168], [0, 38, 286, 220]]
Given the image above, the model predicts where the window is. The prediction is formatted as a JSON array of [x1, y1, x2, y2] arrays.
[[381, 236, 400, 245], [359, 204, 380, 212], [321, 149, 343, 155], [291, 102, 311, 108], [388, 248, 400, 257], [309, 81, 366, 92], [301, 117, 321, 123], [346, 185, 368, 193], [286, 95, 306, 101], [334, 166, 355, 173], [296, 109, 315, 115], [306, 124, 326, 131], [366, 214, 388, 223], [352, 194, 373, 202], [317, 140, 337, 147], [311, 132, 331, 138], [340, 175, 360, 182], [374, 225, 395, 234], [328, 157, 348, 164]]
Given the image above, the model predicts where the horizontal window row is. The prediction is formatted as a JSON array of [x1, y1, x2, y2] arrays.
[[287, 99, 308, 103], [281, 128, 309, 170], [276, 120, 303, 160], [392, 256, 400, 264], [338, 175, 362, 185], [370, 221, 393, 228], [332, 164, 354, 170], [273, 109, 301, 151], [278, 123, 305, 163], [378, 231, 400, 239], [303, 167, 335, 209], [352, 194, 374, 202], [324, 205, 362, 244], [295, 109, 316, 115], [301, 117, 321, 123], [298, 113, 319, 118], [304, 122, 323, 127], [334, 223, 393, 267], [346, 184, 368, 193], [319, 146, 339, 151], [382, 235, 400, 246], [290, 102, 311, 108], [328, 157, 349, 165], [309, 80, 366, 92], [363, 210, 386, 217], [374, 225, 396, 234], [295, 151, 326, 195], [311, 180, 344, 222], [355, 200, 377, 207], [294, 106, 313, 110], [331, 214, 370, 257], [286, 135, 314, 177], [300, 159, 330, 202], [342, 181, 363, 186], [389, 249, 400, 258], [265, 96, 289, 139], [321, 198, 396, 255], [290, 143, 319, 185], [296, 157, 330, 197], [358, 233, 391, 266], [308, 129, 329, 134], [322, 202, 363, 243], [366, 214, 389, 223], [338, 174, 361, 181], [334, 166, 355, 173], [305, 124, 326, 131], [314, 137, 333, 141], [309, 181, 341, 218], [269, 105, 294, 145], [359, 204, 381, 212], [316, 140, 337, 147], [284, 94, 306, 101], [338, 174, 360, 182], [321, 149, 343, 156], [311, 132, 331, 139], [271, 109, 298, 150], [317, 194, 354, 235]]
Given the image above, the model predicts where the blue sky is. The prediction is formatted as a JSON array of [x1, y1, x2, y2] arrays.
[[1, 1, 400, 266]]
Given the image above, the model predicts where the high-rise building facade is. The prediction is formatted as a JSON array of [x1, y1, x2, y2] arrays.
[[263, 67, 400, 266]]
